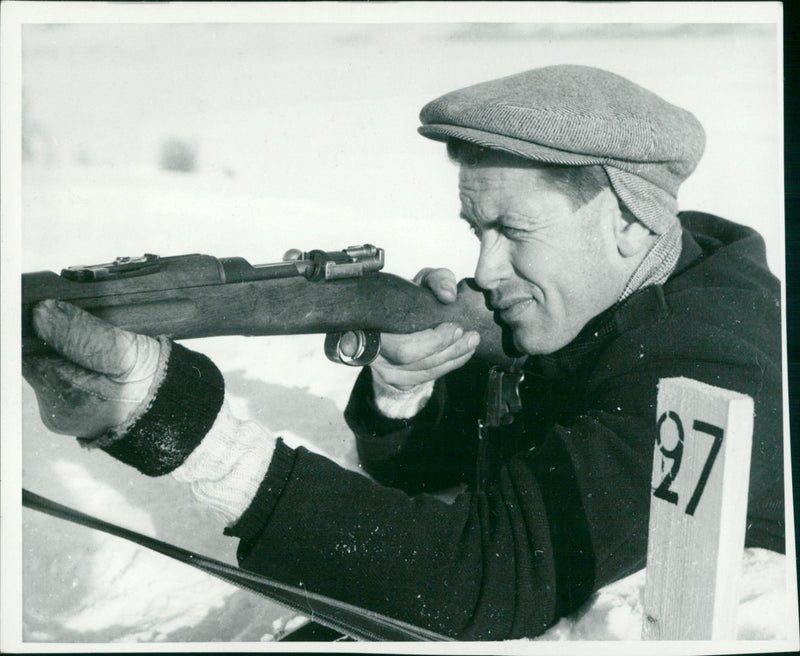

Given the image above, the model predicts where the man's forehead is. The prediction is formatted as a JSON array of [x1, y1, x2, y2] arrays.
[[458, 160, 560, 194], [457, 165, 582, 223]]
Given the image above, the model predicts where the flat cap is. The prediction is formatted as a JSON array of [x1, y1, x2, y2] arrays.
[[419, 65, 705, 234]]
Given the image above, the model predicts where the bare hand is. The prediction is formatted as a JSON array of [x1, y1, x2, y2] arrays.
[[371, 268, 480, 391]]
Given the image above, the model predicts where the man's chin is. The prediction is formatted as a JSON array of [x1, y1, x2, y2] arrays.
[[510, 323, 573, 356]]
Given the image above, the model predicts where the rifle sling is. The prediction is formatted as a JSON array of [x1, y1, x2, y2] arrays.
[[22, 488, 451, 642]]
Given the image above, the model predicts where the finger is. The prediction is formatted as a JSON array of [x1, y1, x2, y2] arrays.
[[412, 346, 476, 382], [375, 343, 477, 389], [378, 330, 479, 372], [32, 300, 139, 378], [21, 354, 48, 387], [414, 268, 457, 303], [412, 268, 435, 285], [22, 353, 143, 404], [338, 331, 358, 358], [24, 359, 136, 437], [23, 354, 90, 406], [380, 323, 464, 365]]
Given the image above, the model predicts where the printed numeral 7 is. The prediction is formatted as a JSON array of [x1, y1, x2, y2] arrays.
[[684, 420, 724, 515]]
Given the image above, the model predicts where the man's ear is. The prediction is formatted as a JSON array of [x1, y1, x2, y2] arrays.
[[611, 204, 656, 258]]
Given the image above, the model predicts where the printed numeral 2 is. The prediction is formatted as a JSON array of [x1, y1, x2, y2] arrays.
[[654, 412, 724, 516]]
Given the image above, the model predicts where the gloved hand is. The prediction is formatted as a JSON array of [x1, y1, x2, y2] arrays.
[[369, 268, 480, 392], [22, 300, 166, 440]]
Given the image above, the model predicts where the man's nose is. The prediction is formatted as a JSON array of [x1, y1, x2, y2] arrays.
[[474, 232, 509, 290]]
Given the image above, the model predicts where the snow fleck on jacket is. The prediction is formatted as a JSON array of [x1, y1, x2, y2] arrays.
[[112, 211, 781, 640], [223, 212, 783, 639]]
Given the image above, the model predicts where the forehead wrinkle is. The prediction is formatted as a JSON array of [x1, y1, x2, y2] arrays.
[[459, 191, 495, 227], [462, 164, 585, 223], [462, 171, 567, 221]]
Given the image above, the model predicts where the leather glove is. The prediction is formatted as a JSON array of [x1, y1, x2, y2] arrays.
[[22, 299, 166, 441]]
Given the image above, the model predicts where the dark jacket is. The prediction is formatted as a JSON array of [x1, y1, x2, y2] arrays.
[[109, 212, 784, 640]]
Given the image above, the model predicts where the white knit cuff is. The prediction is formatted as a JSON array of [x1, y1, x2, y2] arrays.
[[371, 373, 435, 419], [171, 397, 276, 525]]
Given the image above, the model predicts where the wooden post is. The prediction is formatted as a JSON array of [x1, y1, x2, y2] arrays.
[[642, 377, 753, 640]]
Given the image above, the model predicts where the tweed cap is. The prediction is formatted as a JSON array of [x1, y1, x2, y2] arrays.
[[419, 65, 705, 234]]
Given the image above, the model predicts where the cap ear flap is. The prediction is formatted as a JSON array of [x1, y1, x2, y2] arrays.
[[602, 165, 679, 235]]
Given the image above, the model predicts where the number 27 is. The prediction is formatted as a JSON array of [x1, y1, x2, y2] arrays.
[[653, 411, 724, 516]]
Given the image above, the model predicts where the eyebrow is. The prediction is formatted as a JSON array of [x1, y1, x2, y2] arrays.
[[460, 211, 503, 231]]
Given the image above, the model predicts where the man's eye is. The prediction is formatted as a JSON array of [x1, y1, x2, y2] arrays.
[[501, 226, 527, 238]]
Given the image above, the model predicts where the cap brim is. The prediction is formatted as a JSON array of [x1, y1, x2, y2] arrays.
[[418, 124, 605, 167]]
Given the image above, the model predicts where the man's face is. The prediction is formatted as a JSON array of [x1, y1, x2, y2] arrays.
[[459, 159, 628, 355]]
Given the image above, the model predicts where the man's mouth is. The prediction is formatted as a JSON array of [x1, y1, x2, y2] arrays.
[[494, 297, 534, 322]]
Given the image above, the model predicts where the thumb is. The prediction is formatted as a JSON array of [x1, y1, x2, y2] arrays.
[[32, 300, 140, 378], [416, 268, 457, 303]]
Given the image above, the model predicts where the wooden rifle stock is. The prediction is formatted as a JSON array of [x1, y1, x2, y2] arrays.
[[21, 247, 522, 367]]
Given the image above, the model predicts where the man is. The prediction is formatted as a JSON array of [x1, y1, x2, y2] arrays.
[[22, 65, 784, 640]]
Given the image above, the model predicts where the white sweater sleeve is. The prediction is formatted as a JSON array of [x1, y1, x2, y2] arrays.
[[171, 398, 277, 525], [171, 373, 434, 524], [371, 372, 435, 419]]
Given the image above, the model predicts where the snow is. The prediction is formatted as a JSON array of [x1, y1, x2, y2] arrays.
[[541, 550, 791, 642], [11, 16, 795, 648]]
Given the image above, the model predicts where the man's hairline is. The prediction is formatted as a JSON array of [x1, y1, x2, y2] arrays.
[[445, 138, 633, 220]]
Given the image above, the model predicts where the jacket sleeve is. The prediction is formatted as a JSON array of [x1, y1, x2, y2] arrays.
[[92, 302, 782, 639], [222, 338, 661, 640], [223, 373, 658, 640], [225, 437, 558, 639], [343, 358, 491, 494], [223, 307, 784, 640]]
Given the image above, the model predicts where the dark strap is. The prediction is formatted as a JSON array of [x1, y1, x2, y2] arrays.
[[22, 488, 450, 642], [279, 621, 354, 642]]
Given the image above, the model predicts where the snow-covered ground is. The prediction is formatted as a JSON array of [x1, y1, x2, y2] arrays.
[[10, 15, 795, 647]]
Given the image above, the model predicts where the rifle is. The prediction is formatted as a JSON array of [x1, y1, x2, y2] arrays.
[[22, 244, 522, 367], [21, 245, 524, 642]]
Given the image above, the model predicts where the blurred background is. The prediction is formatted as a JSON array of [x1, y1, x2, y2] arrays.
[[21, 22, 782, 276], [17, 20, 784, 643]]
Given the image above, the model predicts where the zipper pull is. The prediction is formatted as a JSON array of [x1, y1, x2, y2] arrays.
[[475, 365, 525, 491], [481, 365, 525, 429]]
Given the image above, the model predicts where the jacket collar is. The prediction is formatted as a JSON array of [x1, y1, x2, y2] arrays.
[[526, 226, 703, 381]]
